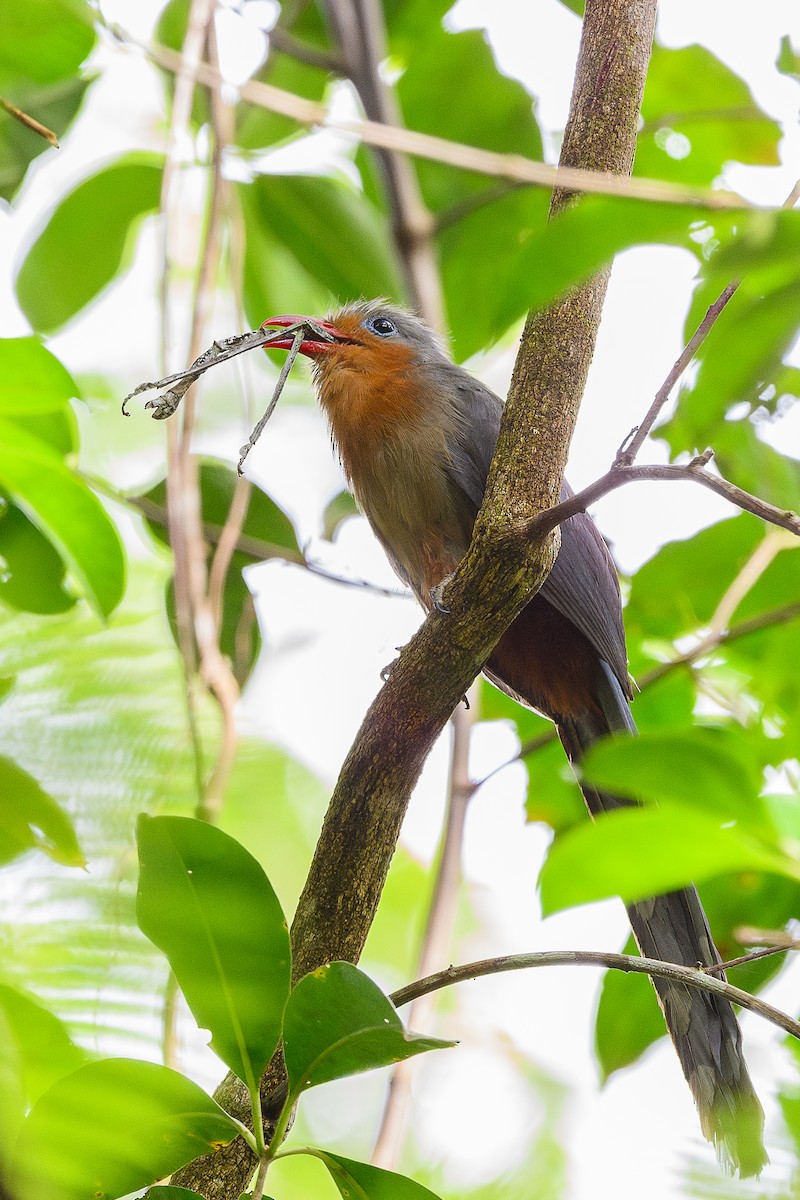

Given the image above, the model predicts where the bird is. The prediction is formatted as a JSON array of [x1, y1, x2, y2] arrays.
[[262, 299, 766, 1175]]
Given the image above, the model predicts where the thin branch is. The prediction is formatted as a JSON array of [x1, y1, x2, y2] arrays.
[[615, 178, 800, 466], [137, 37, 749, 210], [704, 945, 792, 976], [388, 950, 800, 1042], [515, 457, 800, 553], [372, 689, 476, 1169], [159, 0, 217, 808], [120, 490, 403, 595], [157, 0, 218, 1068], [0, 97, 59, 146], [435, 179, 526, 234], [615, 284, 740, 466], [636, 601, 800, 693], [267, 25, 343, 74]]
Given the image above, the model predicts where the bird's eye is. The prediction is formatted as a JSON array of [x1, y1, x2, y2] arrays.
[[368, 316, 396, 337]]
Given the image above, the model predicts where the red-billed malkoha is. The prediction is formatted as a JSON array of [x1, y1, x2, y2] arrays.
[[263, 300, 766, 1175]]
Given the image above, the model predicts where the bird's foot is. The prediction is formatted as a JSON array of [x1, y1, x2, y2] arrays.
[[429, 575, 453, 614], [380, 646, 405, 682]]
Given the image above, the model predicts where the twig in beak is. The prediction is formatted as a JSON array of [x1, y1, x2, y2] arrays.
[[237, 327, 306, 475]]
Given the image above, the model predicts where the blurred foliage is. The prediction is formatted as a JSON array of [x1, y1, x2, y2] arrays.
[[2, 0, 800, 1196]]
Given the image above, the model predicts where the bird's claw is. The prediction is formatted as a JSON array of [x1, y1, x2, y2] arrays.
[[380, 646, 405, 682], [429, 577, 452, 614]]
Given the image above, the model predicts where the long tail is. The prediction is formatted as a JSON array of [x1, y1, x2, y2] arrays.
[[558, 663, 766, 1177]]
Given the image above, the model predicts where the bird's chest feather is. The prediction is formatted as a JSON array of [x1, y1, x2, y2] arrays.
[[354, 433, 471, 599], [318, 367, 472, 598]]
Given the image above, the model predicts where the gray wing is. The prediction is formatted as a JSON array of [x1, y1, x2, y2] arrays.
[[543, 489, 631, 695], [443, 375, 629, 692]]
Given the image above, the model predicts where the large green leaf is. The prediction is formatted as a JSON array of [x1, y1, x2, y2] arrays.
[[664, 278, 800, 451], [12, 1058, 239, 1200], [625, 516, 763, 645], [395, 25, 542, 213], [440, 187, 550, 360], [0, 419, 125, 618], [282, 961, 452, 1096], [471, 196, 728, 338], [0, 754, 83, 866], [0, 0, 95, 89], [137, 815, 291, 1088], [539, 803, 789, 915], [312, 1150, 443, 1200], [637, 44, 780, 186], [16, 155, 163, 333], [0, 75, 92, 202], [240, 173, 403, 315], [0, 337, 78, 414], [385, 21, 547, 355], [0, 502, 75, 613], [579, 727, 766, 823], [0, 984, 87, 1108]]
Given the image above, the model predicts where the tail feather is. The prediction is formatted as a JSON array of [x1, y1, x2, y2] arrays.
[[558, 664, 766, 1176]]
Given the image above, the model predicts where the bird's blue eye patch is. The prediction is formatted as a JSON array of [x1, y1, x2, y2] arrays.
[[368, 316, 396, 337]]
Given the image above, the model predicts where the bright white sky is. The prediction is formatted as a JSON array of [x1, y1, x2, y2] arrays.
[[3, 1, 800, 1196]]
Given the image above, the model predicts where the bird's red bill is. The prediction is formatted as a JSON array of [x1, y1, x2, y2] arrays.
[[261, 314, 349, 356]]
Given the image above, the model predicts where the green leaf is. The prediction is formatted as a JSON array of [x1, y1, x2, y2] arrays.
[[777, 35, 800, 80], [0, 502, 76, 614], [322, 489, 359, 541], [313, 1150, 443, 1200], [12, 1058, 239, 1200], [395, 26, 543, 214], [240, 174, 404, 314], [16, 155, 163, 333], [0, 337, 78, 414], [141, 460, 300, 558], [0, 0, 95, 90], [666, 278, 800, 450], [539, 803, 789, 915], [0, 983, 86, 1106], [0, 754, 84, 866], [637, 45, 780, 186], [0, 419, 125, 618], [386, 21, 547, 355], [594, 933, 661, 1079], [625, 516, 762, 644], [524, 739, 585, 833], [580, 727, 765, 823], [0, 75, 91, 203], [482, 196, 731, 336], [440, 187, 550, 359], [136, 815, 291, 1087], [283, 961, 453, 1096]]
